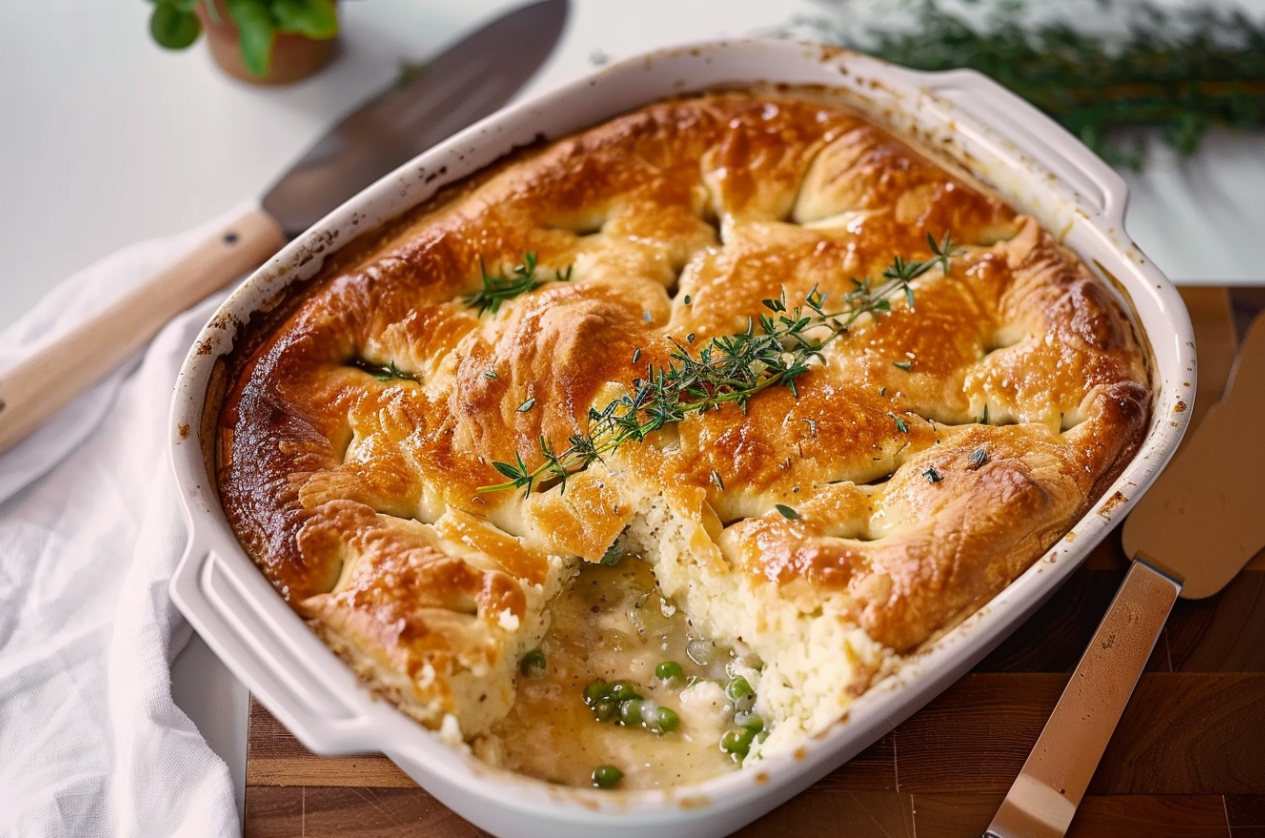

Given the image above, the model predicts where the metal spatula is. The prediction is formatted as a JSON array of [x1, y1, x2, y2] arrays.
[[983, 310, 1265, 838]]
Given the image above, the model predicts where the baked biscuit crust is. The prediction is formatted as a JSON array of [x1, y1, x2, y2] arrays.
[[216, 91, 1150, 747]]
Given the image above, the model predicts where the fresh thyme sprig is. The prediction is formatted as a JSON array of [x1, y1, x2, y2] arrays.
[[463, 252, 573, 316], [783, 0, 1265, 166], [480, 233, 958, 496]]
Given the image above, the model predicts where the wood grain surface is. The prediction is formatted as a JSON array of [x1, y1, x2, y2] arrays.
[[242, 287, 1265, 838]]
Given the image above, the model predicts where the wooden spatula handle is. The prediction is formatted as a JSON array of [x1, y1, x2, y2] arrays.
[[984, 559, 1180, 838], [0, 206, 285, 457]]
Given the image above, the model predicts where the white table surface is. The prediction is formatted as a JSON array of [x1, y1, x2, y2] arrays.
[[2, 0, 1263, 829]]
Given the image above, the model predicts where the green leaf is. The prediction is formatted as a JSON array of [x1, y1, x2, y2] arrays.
[[598, 542, 623, 566], [464, 252, 556, 316], [271, 0, 338, 39], [493, 461, 526, 481], [775, 504, 800, 520], [149, 4, 202, 50], [226, 0, 276, 77]]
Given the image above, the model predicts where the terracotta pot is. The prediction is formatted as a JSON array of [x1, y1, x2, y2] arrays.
[[197, 0, 339, 85]]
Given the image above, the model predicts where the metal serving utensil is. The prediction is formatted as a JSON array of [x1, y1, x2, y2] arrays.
[[982, 310, 1265, 838]]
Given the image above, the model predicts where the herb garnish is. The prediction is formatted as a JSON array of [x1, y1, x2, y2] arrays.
[[775, 504, 801, 520], [967, 448, 989, 469], [464, 252, 572, 316], [598, 541, 623, 566], [922, 466, 943, 483], [784, 0, 1265, 167], [480, 234, 958, 495], [351, 358, 417, 383]]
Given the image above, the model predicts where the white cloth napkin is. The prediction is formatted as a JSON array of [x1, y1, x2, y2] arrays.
[[0, 211, 247, 837]]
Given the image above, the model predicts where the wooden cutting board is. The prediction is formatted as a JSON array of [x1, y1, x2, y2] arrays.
[[242, 287, 1265, 838]]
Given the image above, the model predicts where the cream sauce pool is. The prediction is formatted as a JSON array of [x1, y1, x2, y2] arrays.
[[474, 557, 744, 789]]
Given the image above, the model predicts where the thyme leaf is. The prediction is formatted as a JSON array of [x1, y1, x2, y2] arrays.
[[598, 541, 623, 566], [464, 252, 572, 316]]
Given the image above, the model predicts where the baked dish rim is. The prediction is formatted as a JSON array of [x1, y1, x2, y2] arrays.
[[168, 38, 1196, 838]]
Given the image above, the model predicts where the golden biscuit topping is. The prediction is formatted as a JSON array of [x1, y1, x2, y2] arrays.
[[215, 90, 1150, 786]]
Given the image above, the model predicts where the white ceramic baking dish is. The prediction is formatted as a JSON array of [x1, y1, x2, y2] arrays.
[[169, 39, 1196, 838]]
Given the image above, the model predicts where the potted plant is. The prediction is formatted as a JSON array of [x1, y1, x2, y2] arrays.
[[147, 0, 340, 84]]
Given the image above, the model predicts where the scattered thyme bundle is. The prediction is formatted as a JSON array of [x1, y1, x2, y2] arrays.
[[783, 0, 1265, 167], [476, 234, 957, 495]]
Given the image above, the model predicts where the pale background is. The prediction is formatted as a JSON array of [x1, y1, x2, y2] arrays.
[[0, 0, 1262, 824], [2, 0, 1265, 333]]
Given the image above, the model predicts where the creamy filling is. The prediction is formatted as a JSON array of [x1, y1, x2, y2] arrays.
[[472, 556, 751, 789]]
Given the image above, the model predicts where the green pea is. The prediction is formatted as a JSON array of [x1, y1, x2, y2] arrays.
[[619, 698, 645, 727], [648, 706, 680, 734], [720, 726, 755, 759], [609, 680, 641, 703], [592, 697, 619, 722], [734, 710, 764, 733], [725, 676, 754, 702], [583, 680, 610, 705], [519, 648, 546, 678], [654, 660, 685, 683], [592, 765, 624, 789], [725, 676, 755, 712]]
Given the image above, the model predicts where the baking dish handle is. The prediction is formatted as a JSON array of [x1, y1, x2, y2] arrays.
[[171, 542, 375, 753], [921, 68, 1129, 226]]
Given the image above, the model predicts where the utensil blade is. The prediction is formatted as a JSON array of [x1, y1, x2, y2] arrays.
[[262, 0, 568, 236], [985, 309, 1265, 838], [1122, 309, 1265, 598]]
